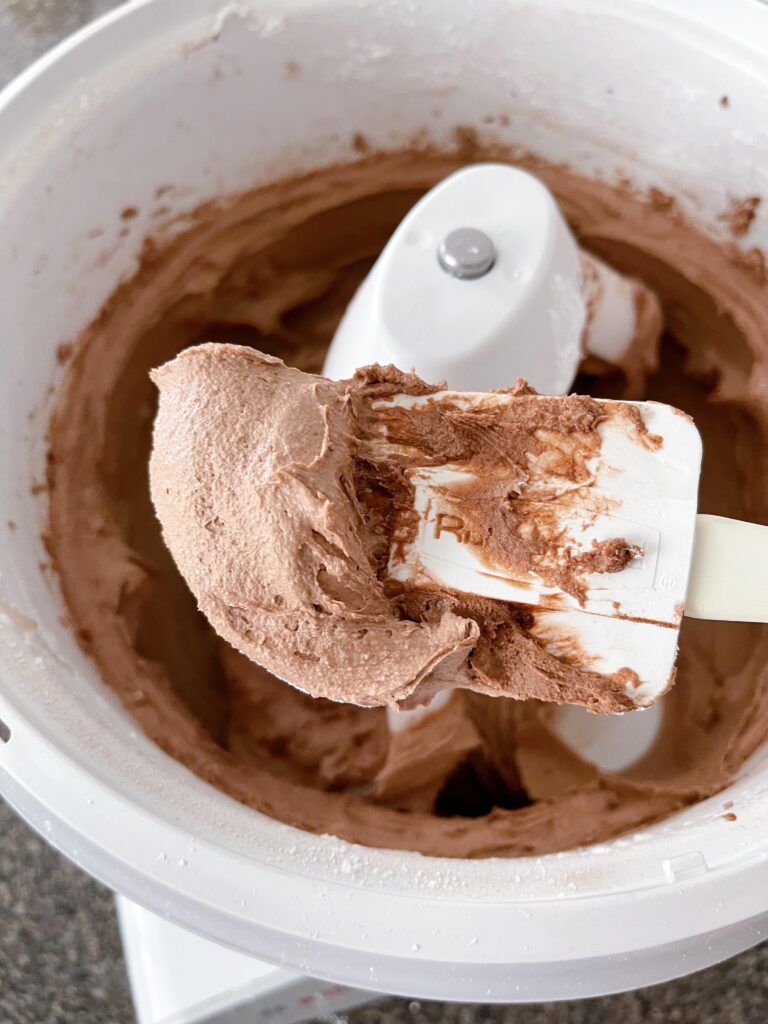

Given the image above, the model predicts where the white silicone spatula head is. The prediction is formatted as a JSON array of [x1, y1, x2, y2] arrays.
[[362, 388, 703, 709]]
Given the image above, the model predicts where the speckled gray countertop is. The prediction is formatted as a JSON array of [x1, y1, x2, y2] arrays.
[[0, 3, 767, 1022]]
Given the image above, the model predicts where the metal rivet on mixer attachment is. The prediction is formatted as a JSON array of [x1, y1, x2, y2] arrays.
[[437, 227, 496, 279]]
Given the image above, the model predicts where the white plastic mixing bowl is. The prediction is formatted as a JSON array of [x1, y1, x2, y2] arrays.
[[1, 0, 768, 1001]]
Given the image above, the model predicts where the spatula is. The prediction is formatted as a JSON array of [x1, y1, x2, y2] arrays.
[[361, 386, 768, 709]]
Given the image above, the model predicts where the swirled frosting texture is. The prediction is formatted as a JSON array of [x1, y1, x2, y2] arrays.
[[47, 148, 768, 857]]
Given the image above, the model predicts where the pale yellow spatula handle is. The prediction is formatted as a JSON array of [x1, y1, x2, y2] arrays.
[[686, 514, 768, 622]]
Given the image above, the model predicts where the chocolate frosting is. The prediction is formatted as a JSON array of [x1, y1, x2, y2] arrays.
[[150, 352, 648, 711], [149, 348, 476, 707], [46, 146, 768, 858]]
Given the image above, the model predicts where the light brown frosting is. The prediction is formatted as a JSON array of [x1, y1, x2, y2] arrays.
[[149, 348, 476, 708], [150, 352, 647, 712], [46, 143, 768, 858]]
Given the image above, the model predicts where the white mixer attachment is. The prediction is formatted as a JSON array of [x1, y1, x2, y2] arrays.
[[324, 162, 662, 730], [324, 163, 644, 393]]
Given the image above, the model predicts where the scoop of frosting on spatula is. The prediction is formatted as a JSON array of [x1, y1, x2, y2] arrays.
[[149, 345, 716, 713]]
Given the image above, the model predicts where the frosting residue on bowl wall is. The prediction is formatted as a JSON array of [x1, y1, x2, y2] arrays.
[[45, 144, 768, 857]]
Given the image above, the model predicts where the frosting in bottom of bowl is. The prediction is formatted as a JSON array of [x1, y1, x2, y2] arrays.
[[46, 145, 768, 857]]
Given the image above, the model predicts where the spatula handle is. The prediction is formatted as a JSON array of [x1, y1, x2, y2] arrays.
[[686, 514, 768, 622]]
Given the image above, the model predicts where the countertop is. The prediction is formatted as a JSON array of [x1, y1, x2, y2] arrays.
[[0, 2, 767, 1022]]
